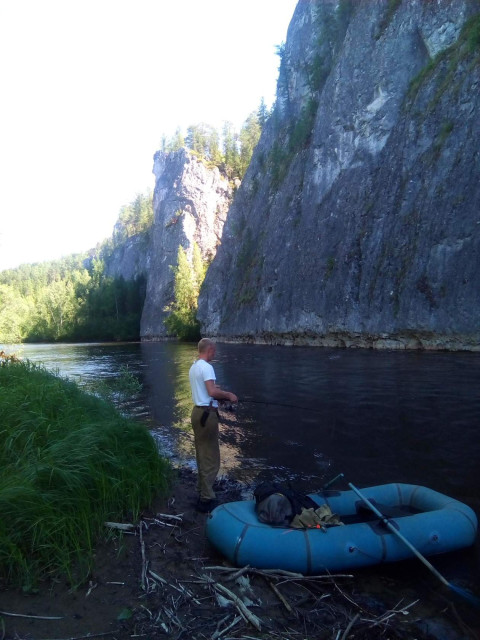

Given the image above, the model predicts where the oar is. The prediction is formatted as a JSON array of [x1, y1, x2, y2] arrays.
[[348, 482, 480, 607], [322, 472, 344, 490]]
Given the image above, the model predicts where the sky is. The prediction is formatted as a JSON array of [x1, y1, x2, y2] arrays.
[[0, 0, 298, 272]]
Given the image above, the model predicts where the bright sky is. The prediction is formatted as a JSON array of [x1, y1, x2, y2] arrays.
[[0, 0, 297, 271]]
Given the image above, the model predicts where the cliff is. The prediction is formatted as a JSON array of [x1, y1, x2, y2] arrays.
[[104, 233, 151, 282], [103, 149, 232, 340], [198, 0, 480, 350], [139, 149, 232, 339]]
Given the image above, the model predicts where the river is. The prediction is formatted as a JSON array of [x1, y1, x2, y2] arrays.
[[3, 341, 480, 623]]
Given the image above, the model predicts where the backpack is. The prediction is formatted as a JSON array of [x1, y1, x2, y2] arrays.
[[253, 481, 318, 525]]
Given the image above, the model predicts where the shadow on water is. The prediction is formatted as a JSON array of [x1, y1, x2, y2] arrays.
[[7, 341, 480, 633]]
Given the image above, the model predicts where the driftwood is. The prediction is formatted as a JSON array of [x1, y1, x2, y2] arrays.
[[198, 574, 262, 631], [104, 521, 135, 531], [267, 578, 293, 612], [340, 612, 360, 639], [139, 520, 148, 591], [36, 633, 119, 640], [205, 564, 354, 582], [0, 611, 64, 620], [211, 614, 242, 639]]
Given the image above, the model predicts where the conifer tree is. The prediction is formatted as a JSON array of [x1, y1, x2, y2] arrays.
[[239, 111, 261, 176], [164, 243, 206, 341], [257, 97, 269, 127]]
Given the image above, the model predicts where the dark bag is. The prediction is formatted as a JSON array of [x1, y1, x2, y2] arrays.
[[253, 481, 318, 525]]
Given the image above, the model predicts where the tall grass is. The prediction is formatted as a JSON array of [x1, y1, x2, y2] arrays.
[[0, 356, 172, 588]]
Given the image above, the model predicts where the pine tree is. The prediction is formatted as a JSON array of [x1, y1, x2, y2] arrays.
[[164, 243, 206, 341], [166, 128, 185, 152], [257, 97, 269, 127], [239, 111, 261, 176]]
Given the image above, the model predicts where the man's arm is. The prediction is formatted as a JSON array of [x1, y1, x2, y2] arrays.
[[205, 379, 238, 403]]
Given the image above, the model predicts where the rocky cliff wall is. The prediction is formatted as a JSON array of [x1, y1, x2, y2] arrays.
[[104, 233, 151, 282], [140, 149, 232, 339], [198, 0, 480, 350]]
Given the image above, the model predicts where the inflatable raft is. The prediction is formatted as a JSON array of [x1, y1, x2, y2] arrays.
[[206, 483, 478, 574]]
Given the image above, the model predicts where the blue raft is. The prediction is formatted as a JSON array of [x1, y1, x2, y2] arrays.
[[206, 483, 478, 574]]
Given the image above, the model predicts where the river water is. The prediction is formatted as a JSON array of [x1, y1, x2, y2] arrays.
[[3, 341, 480, 621]]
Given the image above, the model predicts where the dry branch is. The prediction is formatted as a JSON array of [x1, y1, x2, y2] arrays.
[[139, 521, 148, 591], [36, 632, 120, 640], [0, 611, 64, 620], [104, 521, 135, 531], [199, 574, 262, 631], [204, 565, 353, 583], [362, 599, 419, 628], [155, 512, 183, 521], [148, 569, 167, 585], [224, 565, 252, 581], [341, 612, 360, 639], [211, 614, 242, 640], [267, 579, 293, 613]]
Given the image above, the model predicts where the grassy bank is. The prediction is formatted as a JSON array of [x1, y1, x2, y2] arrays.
[[0, 353, 171, 589]]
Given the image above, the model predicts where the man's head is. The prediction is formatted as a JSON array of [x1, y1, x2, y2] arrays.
[[198, 337, 216, 361]]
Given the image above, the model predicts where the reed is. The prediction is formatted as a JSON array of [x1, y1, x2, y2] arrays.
[[0, 357, 172, 588]]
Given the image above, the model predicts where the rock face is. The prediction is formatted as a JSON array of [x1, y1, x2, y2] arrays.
[[140, 149, 232, 339], [104, 233, 151, 282], [198, 0, 480, 350]]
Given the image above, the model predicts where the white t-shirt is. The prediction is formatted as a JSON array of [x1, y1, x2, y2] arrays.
[[189, 358, 218, 407]]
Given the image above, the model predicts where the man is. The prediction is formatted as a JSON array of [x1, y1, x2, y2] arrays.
[[189, 338, 238, 512]]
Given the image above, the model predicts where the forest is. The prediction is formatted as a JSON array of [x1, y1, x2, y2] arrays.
[[0, 254, 147, 343], [0, 192, 152, 343], [0, 110, 264, 344]]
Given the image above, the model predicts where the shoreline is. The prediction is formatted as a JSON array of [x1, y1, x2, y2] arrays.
[[1, 468, 477, 640], [141, 331, 480, 352]]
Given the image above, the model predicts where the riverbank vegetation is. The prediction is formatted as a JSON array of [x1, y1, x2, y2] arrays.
[[0, 354, 171, 588], [0, 255, 146, 343], [164, 243, 207, 341]]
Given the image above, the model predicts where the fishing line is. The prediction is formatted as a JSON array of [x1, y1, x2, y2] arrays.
[[235, 398, 324, 413]]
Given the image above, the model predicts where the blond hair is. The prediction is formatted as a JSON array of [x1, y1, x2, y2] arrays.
[[198, 338, 215, 353]]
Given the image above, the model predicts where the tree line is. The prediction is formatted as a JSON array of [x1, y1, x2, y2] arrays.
[[0, 104, 269, 344], [160, 100, 268, 180], [0, 249, 146, 344]]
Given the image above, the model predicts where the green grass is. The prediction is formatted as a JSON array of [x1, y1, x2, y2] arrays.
[[0, 356, 172, 589]]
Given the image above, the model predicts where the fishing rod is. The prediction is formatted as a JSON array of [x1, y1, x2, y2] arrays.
[[222, 398, 324, 413]]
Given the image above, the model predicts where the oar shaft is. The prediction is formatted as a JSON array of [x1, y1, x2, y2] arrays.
[[348, 482, 451, 588], [323, 473, 344, 490]]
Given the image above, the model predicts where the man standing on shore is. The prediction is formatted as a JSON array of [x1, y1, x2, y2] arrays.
[[189, 338, 238, 512]]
